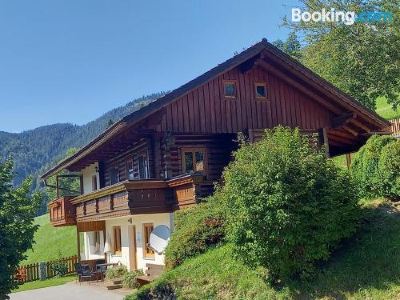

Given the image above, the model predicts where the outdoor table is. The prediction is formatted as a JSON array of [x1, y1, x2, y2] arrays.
[[95, 263, 118, 281]]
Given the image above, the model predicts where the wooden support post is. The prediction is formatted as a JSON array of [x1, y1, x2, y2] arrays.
[[248, 129, 254, 143], [80, 175, 84, 195], [76, 226, 81, 263], [103, 228, 107, 262], [346, 153, 352, 169], [56, 175, 60, 199], [322, 128, 330, 158]]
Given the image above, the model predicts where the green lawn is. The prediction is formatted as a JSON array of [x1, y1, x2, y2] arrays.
[[331, 155, 348, 169], [129, 200, 400, 300], [375, 97, 400, 120], [12, 275, 76, 293], [23, 214, 77, 265]]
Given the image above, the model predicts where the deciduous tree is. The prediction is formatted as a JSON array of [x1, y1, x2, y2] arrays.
[[285, 0, 400, 110], [0, 160, 40, 299]]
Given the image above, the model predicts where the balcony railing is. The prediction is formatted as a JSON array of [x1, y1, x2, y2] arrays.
[[48, 196, 77, 227], [52, 174, 205, 223]]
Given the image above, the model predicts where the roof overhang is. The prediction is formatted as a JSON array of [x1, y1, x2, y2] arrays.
[[41, 39, 390, 179], [41, 122, 128, 179]]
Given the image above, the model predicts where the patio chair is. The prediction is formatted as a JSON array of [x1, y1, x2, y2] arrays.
[[95, 264, 108, 281], [75, 263, 93, 283]]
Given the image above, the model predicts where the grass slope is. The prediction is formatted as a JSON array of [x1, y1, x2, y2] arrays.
[[23, 214, 77, 265], [376, 97, 400, 120], [133, 245, 288, 300], [129, 201, 400, 300]]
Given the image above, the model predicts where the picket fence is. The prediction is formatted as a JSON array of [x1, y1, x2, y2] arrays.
[[14, 255, 78, 283], [390, 118, 400, 137]]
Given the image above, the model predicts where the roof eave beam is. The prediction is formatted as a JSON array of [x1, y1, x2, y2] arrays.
[[332, 112, 357, 128]]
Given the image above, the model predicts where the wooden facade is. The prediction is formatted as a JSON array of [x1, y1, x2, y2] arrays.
[[49, 174, 204, 224], [44, 39, 389, 227], [48, 196, 76, 227], [156, 67, 331, 134]]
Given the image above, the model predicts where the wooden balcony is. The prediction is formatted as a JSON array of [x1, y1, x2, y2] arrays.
[[70, 174, 205, 222], [48, 196, 77, 227]]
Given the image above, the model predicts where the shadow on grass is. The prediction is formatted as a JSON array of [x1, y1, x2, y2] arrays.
[[289, 203, 400, 299]]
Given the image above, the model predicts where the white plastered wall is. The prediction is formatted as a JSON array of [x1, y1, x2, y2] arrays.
[[104, 213, 173, 271], [81, 231, 105, 260], [81, 163, 99, 194]]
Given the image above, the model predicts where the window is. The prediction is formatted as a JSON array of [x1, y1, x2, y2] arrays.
[[127, 152, 149, 180], [223, 81, 237, 98], [138, 154, 149, 179], [110, 167, 119, 185], [113, 226, 122, 255], [88, 231, 101, 254], [182, 148, 206, 174], [255, 82, 267, 99], [143, 223, 154, 259], [94, 231, 101, 253], [92, 175, 98, 191], [127, 159, 134, 180], [184, 152, 194, 173]]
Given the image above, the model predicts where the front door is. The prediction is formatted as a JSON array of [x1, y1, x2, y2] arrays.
[[128, 225, 137, 270]]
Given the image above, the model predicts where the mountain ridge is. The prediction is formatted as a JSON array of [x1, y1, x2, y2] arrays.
[[0, 92, 167, 189]]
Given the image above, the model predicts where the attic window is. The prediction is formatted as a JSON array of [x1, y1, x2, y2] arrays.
[[223, 81, 237, 98], [255, 83, 267, 99]]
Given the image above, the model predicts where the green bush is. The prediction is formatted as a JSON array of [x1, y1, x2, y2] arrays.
[[351, 135, 396, 198], [132, 279, 176, 300], [51, 261, 68, 277], [106, 265, 127, 280], [164, 194, 226, 269], [223, 127, 360, 282], [378, 140, 400, 200], [123, 270, 144, 289]]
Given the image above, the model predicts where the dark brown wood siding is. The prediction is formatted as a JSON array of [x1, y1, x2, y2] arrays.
[[103, 139, 155, 186], [158, 65, 332, 134], [160, 134, 237, 181]]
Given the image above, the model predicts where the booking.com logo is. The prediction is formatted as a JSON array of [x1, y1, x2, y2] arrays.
[[292, 8, 393, 25]]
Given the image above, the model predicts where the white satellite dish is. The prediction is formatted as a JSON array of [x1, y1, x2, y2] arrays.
[[149, 225, 170, 254]]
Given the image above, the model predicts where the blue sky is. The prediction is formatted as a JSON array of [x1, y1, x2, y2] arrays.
[[0, 0, 299, 133]]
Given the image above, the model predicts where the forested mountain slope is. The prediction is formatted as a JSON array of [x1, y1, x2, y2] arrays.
[[0, 92, 166, 187]]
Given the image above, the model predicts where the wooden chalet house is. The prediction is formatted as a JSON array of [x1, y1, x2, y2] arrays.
[[42, 39, 389, 272]]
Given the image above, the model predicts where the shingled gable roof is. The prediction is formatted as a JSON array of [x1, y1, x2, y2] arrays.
[[41, 38, 389, 179]]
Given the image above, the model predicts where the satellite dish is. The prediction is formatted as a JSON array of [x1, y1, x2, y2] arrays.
[[149, 225, 170, 254]]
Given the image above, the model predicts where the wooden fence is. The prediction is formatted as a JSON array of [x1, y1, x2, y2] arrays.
[[15, 255, 78, 283], [390, 118, 400, 137]]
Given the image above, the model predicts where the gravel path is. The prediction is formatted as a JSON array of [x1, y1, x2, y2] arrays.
[[10, 281, 129, 300]]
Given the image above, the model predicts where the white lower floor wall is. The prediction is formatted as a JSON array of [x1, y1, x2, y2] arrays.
[[80, 231, 105, 261], [102, 213, 174, 271]]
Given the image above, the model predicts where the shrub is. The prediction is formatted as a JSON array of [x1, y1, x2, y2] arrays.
[[223, 127, 360, 282], [133, 279, 176, 300], [378, 140, 400, 200], [106, 265, 127, 279], [51, 261, 68, 277], [164, 194, 227, 269], [123, 270, 144, 289], [351, 135, 396, 198]]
